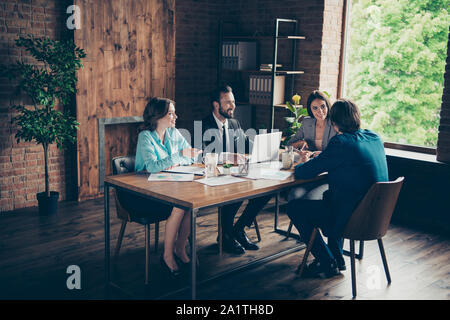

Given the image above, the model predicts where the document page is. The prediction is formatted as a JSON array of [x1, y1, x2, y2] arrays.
[[148, 172, 194, 182], [245, 168, 292, 180], [195, 176, 247, 186], [163, 165, 204, 175]]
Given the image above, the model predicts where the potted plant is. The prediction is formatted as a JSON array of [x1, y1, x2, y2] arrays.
[[282, 94, 308, 146], [4, 36, 86, 215], [222, 163, 233, 175]]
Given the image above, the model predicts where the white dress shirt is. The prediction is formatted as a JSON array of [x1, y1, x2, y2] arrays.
[[212, 112, 231, 153]]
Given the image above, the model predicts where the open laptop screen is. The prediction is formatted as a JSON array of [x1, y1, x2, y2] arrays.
[[249, 132, 282, 163]]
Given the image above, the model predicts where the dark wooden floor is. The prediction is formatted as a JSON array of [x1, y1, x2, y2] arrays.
[[0, 196, 449, 300]]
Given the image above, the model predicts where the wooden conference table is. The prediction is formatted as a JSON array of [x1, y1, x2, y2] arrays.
[[103, 166, 325, 299]]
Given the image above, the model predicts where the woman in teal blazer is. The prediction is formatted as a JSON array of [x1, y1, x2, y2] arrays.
[[134, 97, 200, 277]]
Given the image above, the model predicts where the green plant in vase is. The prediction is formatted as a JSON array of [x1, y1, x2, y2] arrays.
[[222, 163, 233, 175], [3, 36, 86, 214], [282, 98, 308, 146]]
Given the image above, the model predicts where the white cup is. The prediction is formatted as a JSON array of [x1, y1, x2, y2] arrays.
[[281, 151, 293, 169], [237, 155, 249, 176], [204, 153, 218, 178]]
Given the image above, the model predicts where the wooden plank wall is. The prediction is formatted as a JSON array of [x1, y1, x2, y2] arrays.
[[74, 0, 175, 200]]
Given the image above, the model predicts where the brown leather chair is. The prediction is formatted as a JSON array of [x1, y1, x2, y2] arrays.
[[296, 177, 404, 298], [112, 155, 171, 284]]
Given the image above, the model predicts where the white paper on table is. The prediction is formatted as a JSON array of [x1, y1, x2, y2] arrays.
[[163, 165, 204, 175], [148, 172, 194, 182], [245, 168, 292, 180], [195, 175, 247, 186], [217, 166, 240, 175], [249, 161, 283, 170]]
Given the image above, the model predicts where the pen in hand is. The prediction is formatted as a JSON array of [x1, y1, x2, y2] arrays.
[[300, 143, 306, 152]]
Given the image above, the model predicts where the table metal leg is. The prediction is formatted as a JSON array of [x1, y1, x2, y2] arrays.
[[274, 192, 279, 231], [273, 192, 301, 240], [190, 208, 198, 300], [218, 207, 223, 256], [104, 183, 110, 285]]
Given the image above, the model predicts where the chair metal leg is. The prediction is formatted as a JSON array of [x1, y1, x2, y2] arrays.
[[114, 220, 127, 260], [350, 239, 357, 298], [296, 228, 317, 276], [286, 221, 294, 239], [154, 222, 159, 252], [253, 218, 261, 242], [343, 240, 364, 260], [145, 224, 150, 285], [358, 240, 364, 259], [377, 238, 391, 284]]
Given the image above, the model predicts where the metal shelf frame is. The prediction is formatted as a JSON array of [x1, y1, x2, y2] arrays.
[[270, 18, 303, 130]]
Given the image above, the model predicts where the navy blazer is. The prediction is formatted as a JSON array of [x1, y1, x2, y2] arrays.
[[201, 113, 250, 154], [288, 117, 337, 151], [294, 129, 388, 238]]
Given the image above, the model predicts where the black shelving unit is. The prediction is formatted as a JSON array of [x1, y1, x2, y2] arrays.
[[217, 18, 305, 130], [270, 18, 304, 130]]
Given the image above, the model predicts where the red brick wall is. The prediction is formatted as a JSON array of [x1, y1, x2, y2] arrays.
[[319, 0, 344, 99], [437, 27, 450, 163], [175, 0, 223, 134], [0, 0, 74, 212]]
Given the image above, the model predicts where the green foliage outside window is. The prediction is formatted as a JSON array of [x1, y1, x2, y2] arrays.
[[344, 0, 449, 147]]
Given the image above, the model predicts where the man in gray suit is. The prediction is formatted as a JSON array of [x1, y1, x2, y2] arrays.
[[201, 85, 271, 255]]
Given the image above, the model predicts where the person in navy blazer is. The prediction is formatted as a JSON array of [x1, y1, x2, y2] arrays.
[[288, 98, 388, 278]]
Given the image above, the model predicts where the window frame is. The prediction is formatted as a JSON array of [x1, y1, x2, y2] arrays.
[[338, 0, 439, 155]]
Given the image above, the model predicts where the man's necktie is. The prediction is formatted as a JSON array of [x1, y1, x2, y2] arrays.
[[222, 125, 227, 153]]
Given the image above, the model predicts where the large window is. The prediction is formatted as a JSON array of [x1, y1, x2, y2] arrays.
[[343, 0, 449, 147]]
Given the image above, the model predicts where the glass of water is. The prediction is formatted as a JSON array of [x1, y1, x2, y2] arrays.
[[204, 153, 218, 178], [237, 154, 249, 176]]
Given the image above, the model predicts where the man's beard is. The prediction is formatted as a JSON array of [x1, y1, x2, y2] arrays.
[[219, 105, 233, 119]]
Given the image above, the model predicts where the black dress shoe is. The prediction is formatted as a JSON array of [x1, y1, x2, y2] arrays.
[[337, 260, 346, 271], [160, 255, 182, 279], [221, 233, 245, 255], [233, 228, 259, 250], [301, 259, 340, 279], [174, 252, 200, 270], [174, 253, 190, 268]]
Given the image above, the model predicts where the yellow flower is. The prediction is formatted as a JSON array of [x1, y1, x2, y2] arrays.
[[292, 93, 301, 105]]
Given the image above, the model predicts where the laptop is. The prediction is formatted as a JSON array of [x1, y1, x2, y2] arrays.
[[249, 131, 282, 164]]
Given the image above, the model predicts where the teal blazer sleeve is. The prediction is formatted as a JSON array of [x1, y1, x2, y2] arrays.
[[135, 129, 193, 173]]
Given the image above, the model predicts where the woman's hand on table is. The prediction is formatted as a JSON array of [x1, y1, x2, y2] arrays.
[[292, 140, 308, 151]]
